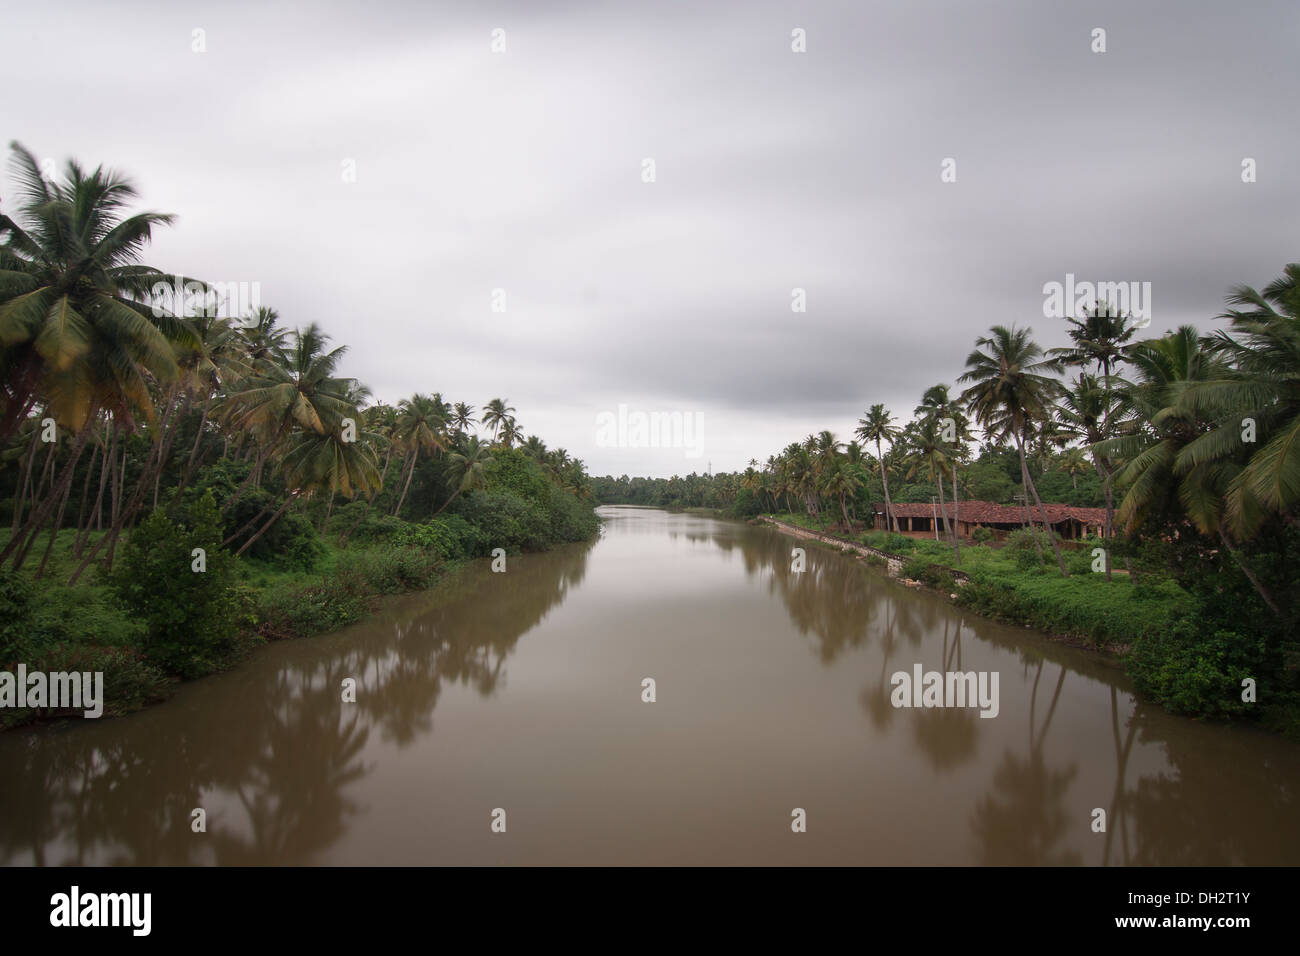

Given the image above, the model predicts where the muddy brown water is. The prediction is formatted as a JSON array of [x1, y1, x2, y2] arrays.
[[1, 505, 1296, 865]]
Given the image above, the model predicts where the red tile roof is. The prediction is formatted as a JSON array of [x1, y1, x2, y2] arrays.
[[874, 500, 1106, 526]]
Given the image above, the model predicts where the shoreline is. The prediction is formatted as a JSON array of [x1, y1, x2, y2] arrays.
[[753, 514, 1126, 658]]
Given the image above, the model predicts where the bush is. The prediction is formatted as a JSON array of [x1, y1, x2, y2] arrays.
[[254, 570, 371, 641], [453, 490, 551, 553], [1127, 620, 1269, 720], [109, 491, 242, 678], [336, 546, 443, 594], [548, 485, 599, 543], [393, 516, 483, 560], [0, 643, 172, 729], [970, 526, 994, 544], [901, 557, 930, 581]]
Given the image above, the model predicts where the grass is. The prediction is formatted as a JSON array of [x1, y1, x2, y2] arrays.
[[761, 512, 1193, 649]]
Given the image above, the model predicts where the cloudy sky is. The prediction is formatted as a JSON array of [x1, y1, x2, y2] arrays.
[[3, 0, 1296, 476]]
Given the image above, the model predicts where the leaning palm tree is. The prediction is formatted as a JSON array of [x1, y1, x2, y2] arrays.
[[390, 392, 449, 516], [0, 142, 196, 438], [433, 436, 493, 516], [0, 144, 200, 570], [1178, 264, 1300, 539], [856, 404, 900, 532], [958, 325, 1069, 576], [220, 322, 356, 497], [239, 419, 382, 556]]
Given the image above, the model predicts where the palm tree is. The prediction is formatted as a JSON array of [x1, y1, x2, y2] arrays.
[[0, 142, 194, 439], [959, 325, 1069, 576], [391, 392, 449, 516], [219, 322, 356, 499], [0, 144, 200, 571], [433, 436, 492, 516], [1179, 264, 1300, 538], [915, 384, 969, 557], [902, 415, 952, 543], [1099, 326, 1225, 535], [856, 404, 900, 532], [498, 416, 522, 449], [481, 397, 515, 443], [1057, 447, 1092, 490], [1056, 372, 1115, 577], [451, 401, 477, 438]]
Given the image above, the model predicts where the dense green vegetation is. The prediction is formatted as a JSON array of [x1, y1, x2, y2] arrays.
[[0, 143, 598, 728], [600, 275, 1300, 734]]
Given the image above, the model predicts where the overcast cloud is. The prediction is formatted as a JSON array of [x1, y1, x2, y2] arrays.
[[3, 0, 1296, 476]]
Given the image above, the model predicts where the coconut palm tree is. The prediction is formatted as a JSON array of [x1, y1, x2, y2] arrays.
[[433, 436, 493, 516], [481, 397, 515, 443], [0, 142, 195, 439], [451, 401, 477, 438], [856, 404, 900, 532], [220, 322, 355, 493], [391, 392, 449, 516], [959, 325, 1069, 576], [1178, 264, 1300, 538], [0, 144, 202, 570]]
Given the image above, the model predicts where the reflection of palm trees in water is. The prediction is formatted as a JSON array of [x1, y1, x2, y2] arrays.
[[728, 521, 1300, 865], [971, 658, 1081, 865], [0, 541, 592, 865], [912, 618, 979, 773], [1102, 686, 1137, 866]]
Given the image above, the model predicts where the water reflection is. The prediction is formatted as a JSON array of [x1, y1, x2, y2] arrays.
[[0, 542, 592, 865], [1, 507, 1297, 865], [704, 514, 1300, 866]]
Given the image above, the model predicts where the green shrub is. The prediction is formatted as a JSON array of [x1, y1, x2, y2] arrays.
[[453, 490, 551, 553], [0, 643, 172, 729], [346, 511, 405, 545], [109, 491, 241, 678], [922, 565, 956, 591], [336, 546, 443, 594], [901, 557, 929, 580], [254, 570, 371, 640], [547, 485, 599, 543], [393, 516, 484, 559], [970, 526, 994, 544], [1127, 621, 1269, 720]]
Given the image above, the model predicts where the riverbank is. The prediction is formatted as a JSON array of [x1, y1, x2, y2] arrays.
[[1, 495, 601, 731], [757, 511, 1300, 737], [755, 514, 1184, 651]]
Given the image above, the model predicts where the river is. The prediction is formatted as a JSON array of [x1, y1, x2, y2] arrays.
[[1, 505, 1296, 865]]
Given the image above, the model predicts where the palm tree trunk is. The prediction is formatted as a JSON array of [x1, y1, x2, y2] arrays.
[[1, 414, 96, 569], [34, 472, 75, 579], [393, 449, 417, 516], [951, 463, 961, 563], [936, 471, 952, 541], [876, 438, 898, 532], [10, 425, 41, 539], [71, 438, 100, 557], [432, 486, 463, 517], [339, 500, 372, 546], [1018, 432, 1069, 576], [236, 492, 300, 556]]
